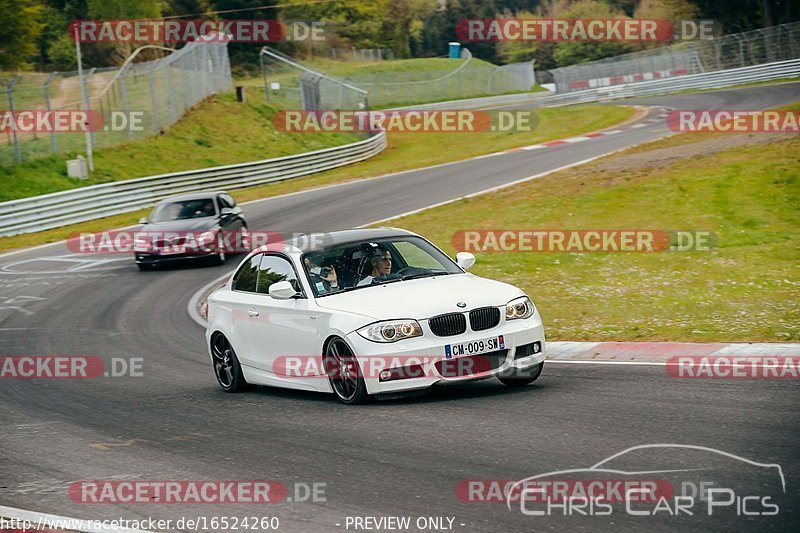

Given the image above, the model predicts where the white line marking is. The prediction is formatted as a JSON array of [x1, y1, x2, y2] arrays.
[[521, 144, 545, 150], [631, 123, 647, 128], [563, 136, 590, 143], [187, 270, 235, 328], [603, 129, 624, 135]]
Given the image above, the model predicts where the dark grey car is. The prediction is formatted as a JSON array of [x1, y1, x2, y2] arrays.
[[134, 191, 248, 270]]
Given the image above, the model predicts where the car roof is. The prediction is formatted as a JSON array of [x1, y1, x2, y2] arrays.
[[255, 227, 418, 255], [155, 191, 227, 203]]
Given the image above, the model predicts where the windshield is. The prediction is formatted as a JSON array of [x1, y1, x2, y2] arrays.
[[302, 236, 462, 297], [150, 199, 216, 222]]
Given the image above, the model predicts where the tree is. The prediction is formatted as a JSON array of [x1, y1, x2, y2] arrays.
[[0, 0, 44, 70]]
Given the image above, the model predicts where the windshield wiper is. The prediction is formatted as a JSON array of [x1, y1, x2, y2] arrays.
[[401, 270, 449, 281]]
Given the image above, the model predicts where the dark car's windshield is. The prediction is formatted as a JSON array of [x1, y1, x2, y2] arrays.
[[302, 236, 462, 297], [150, 199, 216, 222]]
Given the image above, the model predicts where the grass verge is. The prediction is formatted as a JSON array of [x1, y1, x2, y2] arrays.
[[0, 104, 634, 253], [378, 119, 800, 342]]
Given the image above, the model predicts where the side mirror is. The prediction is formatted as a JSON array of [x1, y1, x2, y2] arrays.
[[220, 207, 234, 217], [269, 280, 300, 300], [456, 251, 476, 271], [138, 217, 148, 224]]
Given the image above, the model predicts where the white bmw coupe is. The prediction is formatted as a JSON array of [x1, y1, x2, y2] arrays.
[[205, 228, 545, 404]]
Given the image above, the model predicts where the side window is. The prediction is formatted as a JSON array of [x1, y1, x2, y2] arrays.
[[232, 254, 261, 292], [257, 255, 301, 295]]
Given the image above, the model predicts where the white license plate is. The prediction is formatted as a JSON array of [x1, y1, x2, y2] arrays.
[[157, 247, 186, 255], [445, 336, 505, 359]]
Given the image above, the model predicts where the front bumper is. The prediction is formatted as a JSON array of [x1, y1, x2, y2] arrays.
[[345, 312, 545, 395], [134, 250, 217, 264]]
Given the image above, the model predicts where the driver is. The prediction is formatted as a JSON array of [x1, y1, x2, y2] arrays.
[[357, 246, 392, 286], [195, 200, 215, 217]]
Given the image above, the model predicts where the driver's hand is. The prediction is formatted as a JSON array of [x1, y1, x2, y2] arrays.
[[323, 266, 338, 287]]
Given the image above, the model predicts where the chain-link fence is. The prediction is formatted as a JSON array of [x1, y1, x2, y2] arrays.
[[260, 46, 369, 111], [548, 22, 800, 93], [1, 36, 232, 166], [261, 47, 534, 110]]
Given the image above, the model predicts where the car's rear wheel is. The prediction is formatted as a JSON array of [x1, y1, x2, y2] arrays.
[[211, 333, 249, 392], [498, 362, 544, 387], [324, 338, 369, 405]]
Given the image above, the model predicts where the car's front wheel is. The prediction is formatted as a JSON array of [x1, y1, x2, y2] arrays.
[[211, 234, 226, 265], [211, 333, 249, 392], [324, 338, 369, 405], [498, 362, 544, 387]]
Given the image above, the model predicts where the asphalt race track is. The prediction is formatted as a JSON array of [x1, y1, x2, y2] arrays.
[[1, 83, 799, 532]]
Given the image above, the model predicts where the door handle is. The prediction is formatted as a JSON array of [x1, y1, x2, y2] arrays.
[[247, 309, 259, 317]]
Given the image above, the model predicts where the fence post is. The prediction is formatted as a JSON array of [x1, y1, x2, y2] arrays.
[[147, 71, 160, 132], [261, 51, 269, 102], [166, 64, 177, 125], [44, 72, 58, 153], [85, 68, 97, 149], [119, 73, 132, 140], [6, 76, 21, 163]]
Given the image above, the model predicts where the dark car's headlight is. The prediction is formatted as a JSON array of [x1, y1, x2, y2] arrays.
[[506, 296, 535, 320], [133, 236, 152, 250], [357, 320, 422, 343]]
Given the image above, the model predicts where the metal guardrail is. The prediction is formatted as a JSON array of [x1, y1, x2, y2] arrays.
[[538, 59, 800, 107], [390, 91, 545, 111], [0, 132, 387, 237]]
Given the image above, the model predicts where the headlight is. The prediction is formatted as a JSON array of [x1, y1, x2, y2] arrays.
[[357, 320, 422, 343], [197, 230, 217, 243], [506, 296, 535, 320], [133, 236, 152, 250]]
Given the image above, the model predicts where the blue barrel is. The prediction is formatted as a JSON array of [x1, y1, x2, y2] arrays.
[[448, 42, 461, 59]]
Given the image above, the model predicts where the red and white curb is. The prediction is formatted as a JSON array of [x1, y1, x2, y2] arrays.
[[547, 341, 800, 364]]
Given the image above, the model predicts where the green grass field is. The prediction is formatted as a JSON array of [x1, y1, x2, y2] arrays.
[[0, 104, 634, 252], [379, 126, 800, 342]]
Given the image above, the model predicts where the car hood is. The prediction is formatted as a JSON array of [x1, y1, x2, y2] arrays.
[[139, 218, 218, 233], [314, 273, 524, 321]]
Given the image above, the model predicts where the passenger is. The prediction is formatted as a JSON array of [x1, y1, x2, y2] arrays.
[[357, 247, 392, 286], [304, 258, 339, 294]]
